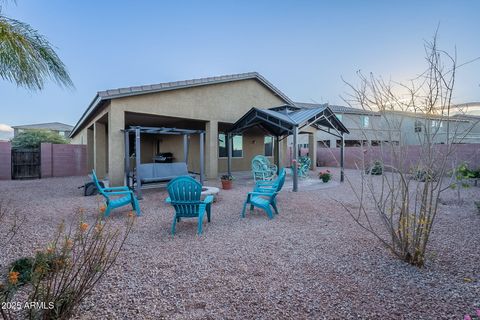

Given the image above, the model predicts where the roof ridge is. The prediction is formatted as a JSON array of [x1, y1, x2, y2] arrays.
[[97, 71, 260, 96]]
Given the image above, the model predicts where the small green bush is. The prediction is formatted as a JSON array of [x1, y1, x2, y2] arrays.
[[365, 160, 383, 175], [11, 130, 68, 149], [412, 168, 437, 182], [8, 257, 35, 285]]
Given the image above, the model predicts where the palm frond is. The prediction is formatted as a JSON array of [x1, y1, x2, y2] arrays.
[[0, 14, 74, 90]]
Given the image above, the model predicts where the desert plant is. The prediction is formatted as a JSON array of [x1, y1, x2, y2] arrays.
[[0, 208, 135, 320], [340, 32, 478, 267], [11, 130, 68, 149], [318, 170, 332, 183], [220, 174, 234, 181], [365, 160, 383, 175], [449, 163, 477, 203], [411, 167, 438, 182]]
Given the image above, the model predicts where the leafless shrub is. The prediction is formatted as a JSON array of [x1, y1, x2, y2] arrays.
[[0, 200, 23, 246], [340, 32, 478, 267]]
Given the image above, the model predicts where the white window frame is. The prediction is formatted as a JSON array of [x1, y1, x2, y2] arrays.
[[361, 116, 369, 128]]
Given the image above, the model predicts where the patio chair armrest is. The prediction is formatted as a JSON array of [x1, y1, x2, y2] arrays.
[[248, 191, 275, 198], [254, 186, 276, 193], [256, 180, 275, 186], [104, 186, 130, 191], [203, 195, 214, 204], [104, 190, 134, 196], [165, 197, 171, 204]]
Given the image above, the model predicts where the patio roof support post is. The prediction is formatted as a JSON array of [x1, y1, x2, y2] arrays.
[[199, 132, 205, 185], [308, 132, 317, 170], [274, 135, 280, 174], [183, 134, 189, 163], [340, 133, 345, 182], [293, 126, 299, 192], [135, 127, 142, 199], [124, 131, 130, 188], [227, 132, 232, 176]]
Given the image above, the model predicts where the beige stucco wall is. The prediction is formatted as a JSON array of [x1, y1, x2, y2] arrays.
[[73, 79, 287, 185]]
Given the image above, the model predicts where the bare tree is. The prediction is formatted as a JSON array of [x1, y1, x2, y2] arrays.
[[340, 32, 477, 267]]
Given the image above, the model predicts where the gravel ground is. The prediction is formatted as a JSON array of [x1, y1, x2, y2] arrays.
[[0, 168, 479, 319]]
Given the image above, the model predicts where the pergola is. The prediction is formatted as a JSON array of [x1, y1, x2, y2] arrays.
[[228, 105, 349, 191], [123, 126, 205, 198]]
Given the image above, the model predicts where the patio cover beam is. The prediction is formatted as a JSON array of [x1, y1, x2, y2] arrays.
[[135, 127, 142, 199]]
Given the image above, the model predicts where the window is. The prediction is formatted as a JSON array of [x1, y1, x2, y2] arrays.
[[431, 120, 443, 128], [218, 133, 243, 158], [264, 136, 273, 157], [219, 133, 227, 157], [361, 116, 369, 128], [414, 120, 422, 133], [335, 114, 343, 121], [59, 131, 65, 137]]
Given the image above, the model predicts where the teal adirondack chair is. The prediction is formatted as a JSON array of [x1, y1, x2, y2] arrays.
[[252, 155, 278, 181], [165, 176, 213, 235], [92, 170, 141, 217], [242, 168, 286, 219], [291, 156, 311, 179]]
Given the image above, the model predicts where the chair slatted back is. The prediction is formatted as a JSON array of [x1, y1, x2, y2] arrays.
[[92, 170, 108, 200], [167, 176, 203, 217]]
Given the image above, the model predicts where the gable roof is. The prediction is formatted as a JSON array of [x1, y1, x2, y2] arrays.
[[70, 72, 294, 137], [229, 104, 349, 137], [12, 122, 73, 131], [295, 102, 379, 116]]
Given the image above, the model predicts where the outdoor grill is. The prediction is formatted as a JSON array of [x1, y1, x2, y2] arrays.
[[153, 152, 173, 163]]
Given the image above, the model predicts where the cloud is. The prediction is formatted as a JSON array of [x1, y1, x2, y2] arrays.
[[0, 124, 13, 140]]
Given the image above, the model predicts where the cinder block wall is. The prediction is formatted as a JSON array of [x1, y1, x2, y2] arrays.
[[41, 143, 87, 178], [0, 142, 11, 180], [317, 144, 480, 171]]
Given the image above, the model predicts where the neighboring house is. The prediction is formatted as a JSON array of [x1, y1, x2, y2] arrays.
[[450, 114, 480, 143], [381, 110, 474, 145], [294, 103, 389, 148], [12, 122, 73, 138], [448, 102, 480, 116], [293, 103, 480, 149], [70, 72, 340, 186]]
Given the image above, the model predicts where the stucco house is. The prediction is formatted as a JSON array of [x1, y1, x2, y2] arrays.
[[70, 72, 347, 187], [13, 122, 73, 138]]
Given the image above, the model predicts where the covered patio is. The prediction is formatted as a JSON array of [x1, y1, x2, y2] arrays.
[[227, 104, 349, 191], [123, 125, 206, 199]]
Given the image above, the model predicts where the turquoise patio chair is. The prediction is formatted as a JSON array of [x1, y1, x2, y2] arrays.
[[252, 155, 277, 181], [92, 170, 141, 217], [242, 168, 286, 219], [165, 176, 213, 235]]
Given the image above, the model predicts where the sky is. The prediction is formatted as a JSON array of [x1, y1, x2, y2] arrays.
[[1, 0, 479, 139]]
